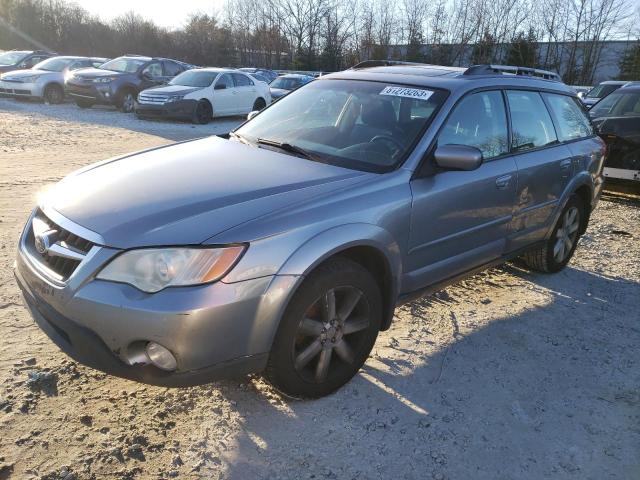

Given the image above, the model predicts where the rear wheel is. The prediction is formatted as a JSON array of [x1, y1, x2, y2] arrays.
[[75, 99, 93, 109], [252, 97, 266, 111], [265, 257, 381, 398], [43, 84, 64, 104], [522, 194, 584, 273], [193, 100, 212, 124], [118, 90, 136, 113]]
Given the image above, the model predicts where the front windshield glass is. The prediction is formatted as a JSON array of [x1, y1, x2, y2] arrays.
[[271, 77, 308, 90], [235, 79, 447, 173], [590, 92, 640, 118], [586, 84, 619, 99], [100, 57, 146, 73], [33, 57, 73, 72], [0, 51, 28, 65], [170, 70, 217, 87]]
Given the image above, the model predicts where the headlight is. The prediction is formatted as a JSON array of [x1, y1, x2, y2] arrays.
[[93, 77, 116, 84], [166, 95, 184, 103], [12, 75, 39, 82], [96, 246, 246, 293]]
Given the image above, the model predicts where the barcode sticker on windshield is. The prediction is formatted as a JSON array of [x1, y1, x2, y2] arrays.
[[380, 86, 434, 101]]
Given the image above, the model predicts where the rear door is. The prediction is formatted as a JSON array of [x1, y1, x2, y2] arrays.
[[505, 90, 576, 250], [405, 90, 518, 292], [232, 73, 257, 113]]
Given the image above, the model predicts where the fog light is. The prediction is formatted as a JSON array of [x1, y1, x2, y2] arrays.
[[145, 342, 177, 371]]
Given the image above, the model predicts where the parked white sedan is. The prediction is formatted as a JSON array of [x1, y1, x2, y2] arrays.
[[135, 68, 271, 124]]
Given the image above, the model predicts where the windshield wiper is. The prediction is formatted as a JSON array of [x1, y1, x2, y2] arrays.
[[256, 137, 320, 161]]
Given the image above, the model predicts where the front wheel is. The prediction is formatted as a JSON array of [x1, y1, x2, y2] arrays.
[[118, 90, 136, 113], [522, 194, 584, 273], [264, 257, 381, 398], [43, 84, 64, 104], [193, 100, 212, 124]]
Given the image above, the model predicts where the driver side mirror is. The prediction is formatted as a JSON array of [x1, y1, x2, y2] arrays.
[[434, 145, 483, 171], [214, 83, 226, 90], [247, 110, 260, 120]]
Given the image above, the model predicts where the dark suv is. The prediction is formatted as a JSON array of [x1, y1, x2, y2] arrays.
[[0, 50, 56, 74], [64, 55, 193, 112]]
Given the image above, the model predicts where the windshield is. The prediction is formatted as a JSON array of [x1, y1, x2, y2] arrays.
[[590, 92, 640, 118], [33, 57, 73, 72], [100, 57, 146, 73], [586, 84, 620, 99], [0, 51, 29, 66], [235, 79, 447, 173], [271, 77, 308, 90], [170, 70, 217, 87]]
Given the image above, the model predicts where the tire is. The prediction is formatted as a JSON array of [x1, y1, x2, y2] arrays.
[[522, 194, 584, 273], [264, 257, 381, 398], [75, 99, 93, 109], [193, 100, 213, 124], [43, 84, 64, 104], [252, 97, 266, 111], [117, 90, 136, 113]]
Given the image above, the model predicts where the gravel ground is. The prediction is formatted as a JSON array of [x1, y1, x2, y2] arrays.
[[0, 98, 639, 480]]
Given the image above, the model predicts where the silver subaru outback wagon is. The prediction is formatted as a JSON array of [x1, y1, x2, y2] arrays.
[[14, 62, 605, 398]]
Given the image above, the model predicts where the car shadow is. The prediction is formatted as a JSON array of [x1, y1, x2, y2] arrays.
[[0, 97, 245, 142], [199, 265, 639, 479]]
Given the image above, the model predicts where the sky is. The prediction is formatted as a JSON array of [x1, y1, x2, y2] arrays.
[[75, 0, 227, 28]]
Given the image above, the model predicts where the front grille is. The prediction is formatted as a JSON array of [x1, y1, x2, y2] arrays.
[[26, 210, 94, 281], [138, 94, 167, 105]]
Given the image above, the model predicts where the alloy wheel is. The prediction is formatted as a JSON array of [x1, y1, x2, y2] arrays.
[[122, 93, 135, 112], [553, 206, 580, 263], [293, 286, 370, 383]]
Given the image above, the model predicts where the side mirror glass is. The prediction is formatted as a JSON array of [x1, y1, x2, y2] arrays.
[[247, 110, 259, 120], [214, 83, 226, 90], [434, 144, 483, 171]]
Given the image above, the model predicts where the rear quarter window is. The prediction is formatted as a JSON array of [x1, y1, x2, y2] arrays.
[[543, 93, 593, 141]]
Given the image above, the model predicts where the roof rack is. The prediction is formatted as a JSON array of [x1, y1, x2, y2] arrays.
[[351, 60, 432, 69], [464, 64, 562, 81]]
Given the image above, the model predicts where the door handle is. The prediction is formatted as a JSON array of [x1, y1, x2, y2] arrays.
[[495, 174, 512, 189]]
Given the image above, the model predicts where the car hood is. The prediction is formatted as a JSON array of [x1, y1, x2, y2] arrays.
[[72, 67, 125, 79], [44, 136, 370, 248], [141, 85, 201, 96], [1, 69, 52, 79]]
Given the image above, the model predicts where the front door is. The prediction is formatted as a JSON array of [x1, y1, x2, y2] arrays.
[[212, 73, 236, 116], [405, 90, 517, 293]]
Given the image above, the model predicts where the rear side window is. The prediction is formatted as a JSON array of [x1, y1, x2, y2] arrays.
[[233, 73, 253, 87], [507, 90, 557, 151], [437, 90, 508, 160], [543, 93, 593, 141]]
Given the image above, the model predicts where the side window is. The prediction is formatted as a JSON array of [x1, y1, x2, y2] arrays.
[[216, 73, 234, 89], [163, 61, 183, 77], [24, 56, 44, 67], [437, 90, 509, 160], [142, 62, 163, 79], [507, 90, 558, 151], [232, 73, 253, 87], [543, 93, 593, 141]]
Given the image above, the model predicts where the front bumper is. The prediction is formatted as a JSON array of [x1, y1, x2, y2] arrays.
[[0, 80, 43, 98], [134, 99, 198, 121], [65, 81, 115, 105], [14, 211, 297, 386]]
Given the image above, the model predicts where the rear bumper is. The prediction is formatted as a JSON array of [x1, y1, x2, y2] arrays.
[[134, 99, 197, 120]]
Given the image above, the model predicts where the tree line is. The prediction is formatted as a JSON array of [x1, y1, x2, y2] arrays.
[[0, 0, 637, 84]]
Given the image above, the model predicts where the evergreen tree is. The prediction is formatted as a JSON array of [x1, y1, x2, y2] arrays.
[[505, 29, 538, 67], [618, 44, 640, 80]]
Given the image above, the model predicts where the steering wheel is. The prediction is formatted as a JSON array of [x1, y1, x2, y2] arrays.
[[370, 135, 403, 153]]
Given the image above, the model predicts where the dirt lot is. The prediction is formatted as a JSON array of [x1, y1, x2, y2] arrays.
[[0, 98, 639, 480]]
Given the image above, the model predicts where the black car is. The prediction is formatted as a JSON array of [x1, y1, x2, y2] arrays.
[[590, 84, 640, 182], [64, 55, 194, 112], [0, 50, 56, 74]]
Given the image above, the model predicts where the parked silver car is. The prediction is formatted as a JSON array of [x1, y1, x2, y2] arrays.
[[0, 56, 107, 103], [15, 62, 605, 398]]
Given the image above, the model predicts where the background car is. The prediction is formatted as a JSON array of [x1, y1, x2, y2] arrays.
[[0, 56, 107, 104], [581, 80, 628, 108], [247, 72, 270, 84], [65, 54, 193, 112], [0, 50, 56, 74], [269, 73, 314, 100], [590, 84, 640, 182], [135, 68, 271, 124], [238, 67, 278, 83]]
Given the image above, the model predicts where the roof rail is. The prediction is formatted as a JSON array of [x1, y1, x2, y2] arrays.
[[465, 64, 562, 81], [351, 60, 431, 69]]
